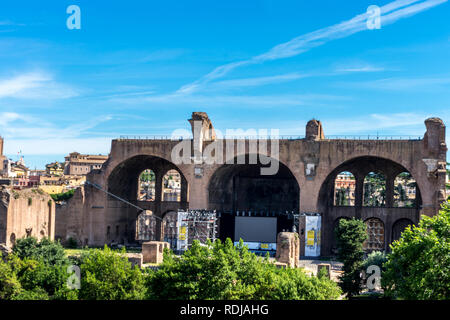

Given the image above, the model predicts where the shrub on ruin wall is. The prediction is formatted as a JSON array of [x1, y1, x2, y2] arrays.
[[50, 189, 75, 202], [382, 202, 450, 300], [147, 239, 341, 300]]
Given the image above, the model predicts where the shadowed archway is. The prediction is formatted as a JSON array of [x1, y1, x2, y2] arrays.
[[208, 154, 300, 242], [105, 155, 188, 244], [318, 156, 422, 255]]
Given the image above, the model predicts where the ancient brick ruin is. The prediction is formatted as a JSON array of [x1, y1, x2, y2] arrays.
[[53, 112, 446, 256], [0, 187, 55, 247]]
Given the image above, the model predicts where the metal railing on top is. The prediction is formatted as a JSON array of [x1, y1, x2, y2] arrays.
[[117, 134, 423, 141], [324, 135, 422, 140]]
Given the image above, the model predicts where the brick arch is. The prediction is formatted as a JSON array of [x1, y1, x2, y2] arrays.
[[106, 154, 188, 202], [392, 218, 414, 242], [317, 155, 423, 210], [207, 153, 300, 213], [207, 153, 299, 242], [317, 155, 422, 255]]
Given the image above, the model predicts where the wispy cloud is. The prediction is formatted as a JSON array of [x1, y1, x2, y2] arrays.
[[339, 77, 450, 90], [0, 20, 25, 26], [0, 72, 79, 99], [211, 73, 308, 90], [176, 0, 447, 95], [109, 92, 350, 108], [0, 112, 112, 139], [334, 63, 385, 73]]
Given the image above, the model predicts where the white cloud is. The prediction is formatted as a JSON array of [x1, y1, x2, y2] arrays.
[[175, 0, 446, 95], [340, 77, 450, 90], [335, 64, 385, 73], [109, 92, 350, 108], [211, 73, 308, 89], [0, 72, 79, 99], [0, 112, 112, 140]]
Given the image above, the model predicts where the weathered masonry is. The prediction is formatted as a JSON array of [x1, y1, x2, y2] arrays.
[[1, 187, 55, 248], [56, 112, 447, 255]]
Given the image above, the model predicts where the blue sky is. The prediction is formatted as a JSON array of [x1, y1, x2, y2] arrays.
[[0, 0, 449, 169]]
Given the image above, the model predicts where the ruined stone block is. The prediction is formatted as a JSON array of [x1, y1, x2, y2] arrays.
[[142, 241, 169, 264], [274, 262, 288, 269], [126, 253, 143, 268], [275, 232, 300, 268]]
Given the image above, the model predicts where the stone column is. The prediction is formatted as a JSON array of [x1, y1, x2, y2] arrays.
[[154, 218, 163, 241], [275, 232, 300, 268], [354, 174, 364, 207], [180, 176, 188, 203], [385, 174, 395, 207], [155, 171, 163, 202]]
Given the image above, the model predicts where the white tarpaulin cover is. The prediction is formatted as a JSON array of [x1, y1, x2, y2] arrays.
[[305, 215, 321, 257], [176, 211, 188, 251]]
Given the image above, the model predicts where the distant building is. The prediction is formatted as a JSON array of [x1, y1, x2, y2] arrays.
[[28, 171, 44, 188], [334, 172, 356, 205], [64, 152, 108, 176], [0, 155, 30, 189], [46, 161, 64, 176], [0, 136, 5, 168]]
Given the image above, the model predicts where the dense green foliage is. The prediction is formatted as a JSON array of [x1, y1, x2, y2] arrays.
[[50, 189, 75, 202], [335, 218, 368, 297], [13, 237, 69, 266], [147, 239, 341, 300], [1, 237, 75, 300], [362, 251, 387, 272], [2, 237, 343, 300], [139, 169, 155, 182], [65, 237, 79, 249], [78, 246, 146, 300], [382, 202, 450, 300]]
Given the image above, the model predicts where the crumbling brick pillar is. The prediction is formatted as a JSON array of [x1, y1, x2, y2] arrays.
[[275, 232, 300, 268], [142, 241, 170, 264]]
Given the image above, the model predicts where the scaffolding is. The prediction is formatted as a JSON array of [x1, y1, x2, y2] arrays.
[[176, 209, 218, 252]]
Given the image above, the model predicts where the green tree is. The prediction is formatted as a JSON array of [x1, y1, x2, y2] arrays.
[[147, 239, 341, 300], [78, 246, 146, 300], [382, 202, 450, 299], [6, 238, 77, 300], [363, 173, 386, 206], [8, 255, 77, 300], [362, 250, 387, 272], [12, 237, 69, 267], [335, 218, 368, 298], [0, 258, 22, 299]]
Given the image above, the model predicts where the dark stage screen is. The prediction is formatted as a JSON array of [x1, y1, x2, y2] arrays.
[[234, 216, 277, 243]]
